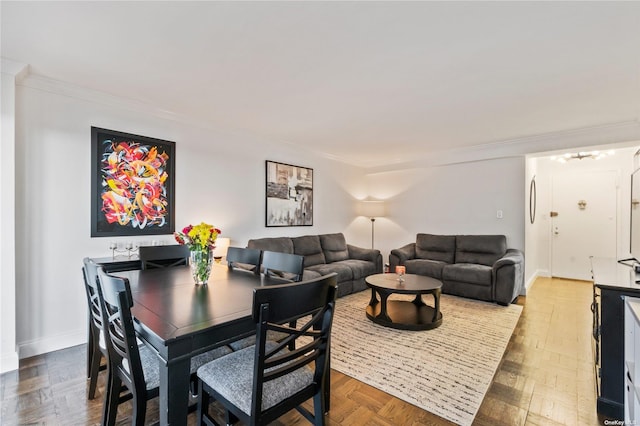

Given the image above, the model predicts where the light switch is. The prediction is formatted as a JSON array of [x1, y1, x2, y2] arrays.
[[497, 210, 503, 219]]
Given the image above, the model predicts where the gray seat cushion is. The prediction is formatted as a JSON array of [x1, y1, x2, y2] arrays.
[[335, 259, 377, 280], [306, 262, 353, 283], [442, 263, 492, 286], [197, 341, 314, 415], [405, 259, 447, 280], [190, 346, 233, 372]]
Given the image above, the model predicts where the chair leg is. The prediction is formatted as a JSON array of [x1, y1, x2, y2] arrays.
[[196, 379, 209, 426], [87, 327, 94, 378], [87, 348, 102, 399], [132, 387, 146, 426], [225, 410, 238, 426], [104, 371, 121, 426], [312, 390, 326, 426]]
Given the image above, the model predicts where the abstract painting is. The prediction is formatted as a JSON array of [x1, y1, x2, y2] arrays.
[[266, 160, 313, 227], [91, 127, 175, 237]]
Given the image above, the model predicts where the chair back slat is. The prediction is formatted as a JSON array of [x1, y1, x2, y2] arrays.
[[139, 245, 190, 269], [226, 247, 261, 274], [260, 251, 304, 282], [82, 258, 104, 332]]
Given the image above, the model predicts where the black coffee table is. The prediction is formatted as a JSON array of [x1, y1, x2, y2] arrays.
[[365, 273, 443, 330]]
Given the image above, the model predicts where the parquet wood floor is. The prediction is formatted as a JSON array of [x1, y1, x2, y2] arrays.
[[0, 277, 609, 425]]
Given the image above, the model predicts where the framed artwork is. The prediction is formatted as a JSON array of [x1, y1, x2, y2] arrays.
[[91, 127, 176, 237], [265, 160, 313, 227]]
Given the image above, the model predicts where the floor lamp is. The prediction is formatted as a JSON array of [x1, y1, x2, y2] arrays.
[[360, 200, 386, 249]]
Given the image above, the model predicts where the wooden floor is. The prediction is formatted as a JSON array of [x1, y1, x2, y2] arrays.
[[0, 277, 609, 425]]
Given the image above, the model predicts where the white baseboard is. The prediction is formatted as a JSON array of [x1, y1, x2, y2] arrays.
[[17, 329, 86, 360], [523, 269, 550, 295], [0, 351, 19, 373]]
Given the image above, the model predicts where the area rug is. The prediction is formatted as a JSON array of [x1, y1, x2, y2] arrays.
[[330, 290, 523, 426]]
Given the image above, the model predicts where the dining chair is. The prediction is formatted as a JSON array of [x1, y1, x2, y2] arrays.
[[95, 267, 232, 425], [81, 257, 107, 400], [226, 246, 261, 275], [196, 272, 338, 426], [228, 251, 305, 352], [139, 244, 190, 269], [261, 250, 305, 282]]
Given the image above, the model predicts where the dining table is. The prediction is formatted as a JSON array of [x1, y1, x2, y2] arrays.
[[108, 262, 294, 425]]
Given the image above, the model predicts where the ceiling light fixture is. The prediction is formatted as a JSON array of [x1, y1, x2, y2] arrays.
[[551, 150, 614, 163]]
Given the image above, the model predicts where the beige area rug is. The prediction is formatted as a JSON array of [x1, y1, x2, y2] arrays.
[[330, 290, 523, 426]]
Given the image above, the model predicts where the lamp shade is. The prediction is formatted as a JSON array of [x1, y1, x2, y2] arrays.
[[212, 237, 231, 258], [360, 200, 386, 218]]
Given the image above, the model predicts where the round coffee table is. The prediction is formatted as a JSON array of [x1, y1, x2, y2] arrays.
[[365, 273, 443, 330]]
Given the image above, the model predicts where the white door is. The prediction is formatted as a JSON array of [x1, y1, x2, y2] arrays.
[[551, 170, 617, 280]]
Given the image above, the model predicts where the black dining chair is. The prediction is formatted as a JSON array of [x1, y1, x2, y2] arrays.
[[81, 257, 107, 400], [139, 244, 190, 270], [227, 246, 261, 275], [261, 250, 305, 282], [95, 267, 232, 425], [196, 273, 338, 426], [228, 251, 305, 352]]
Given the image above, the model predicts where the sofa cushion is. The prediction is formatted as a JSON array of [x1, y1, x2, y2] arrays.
[[247, 237, 294, 254], [405, 259, 447, 280], [319, 233, 349, 263], [415, 234, 455, 263], [335, 259, 377, 280], [292, 235, 326, 267], [455, 235, 506, 266], [442, 263, 492, 286], [305, 262, 353, 283]]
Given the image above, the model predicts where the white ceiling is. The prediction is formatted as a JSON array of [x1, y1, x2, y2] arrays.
[[2, 1, 640, 168]]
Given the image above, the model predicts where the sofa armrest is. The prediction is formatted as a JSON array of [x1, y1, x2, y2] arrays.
[[492, 249, 525, 305], [347, 244, 383, 273], [493, 249, 524, 269], [389, 243, 416, 273], [390, 243, 416, 264]]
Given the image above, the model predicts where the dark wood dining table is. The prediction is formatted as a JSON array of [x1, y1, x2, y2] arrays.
[[111, 263, 291, 425]]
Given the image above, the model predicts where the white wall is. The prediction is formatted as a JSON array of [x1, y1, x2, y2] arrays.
[[13, 76, 368, 358], [360, 157, 526, 266], [525, 146, 639, 285]]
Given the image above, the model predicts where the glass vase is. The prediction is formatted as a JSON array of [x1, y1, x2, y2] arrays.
[[190, 248, 213, 285]]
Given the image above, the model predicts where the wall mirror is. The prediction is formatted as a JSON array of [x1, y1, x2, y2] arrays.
[[529, 175, 537, 224]]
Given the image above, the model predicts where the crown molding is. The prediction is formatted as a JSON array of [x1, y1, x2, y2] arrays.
[[0, 58, 29, 82], [365, 121, 640, 172]]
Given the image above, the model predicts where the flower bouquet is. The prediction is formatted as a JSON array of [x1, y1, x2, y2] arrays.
[[174, 222, 221, 284]]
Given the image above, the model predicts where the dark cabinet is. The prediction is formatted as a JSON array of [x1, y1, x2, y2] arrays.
[[591, 257, 640, 419]]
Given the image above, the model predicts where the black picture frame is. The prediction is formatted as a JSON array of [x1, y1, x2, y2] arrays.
[[91, 127, 176, 237], [265, 160, 313, 227]]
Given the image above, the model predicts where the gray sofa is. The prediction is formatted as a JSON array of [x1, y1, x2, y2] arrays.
[[389, 234, 524, 305], [247, 233, 382, 298]]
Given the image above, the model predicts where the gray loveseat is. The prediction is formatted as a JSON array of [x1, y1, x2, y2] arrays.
[[389, 234, 524, 305], [248, 233, 382, 298]]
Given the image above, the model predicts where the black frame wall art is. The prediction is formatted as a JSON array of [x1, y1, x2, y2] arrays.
[[91, 127, 176, 237], [265, 160, 313, 227]]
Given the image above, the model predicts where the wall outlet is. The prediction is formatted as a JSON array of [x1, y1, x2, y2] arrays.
[[497, 210, 503, 219]]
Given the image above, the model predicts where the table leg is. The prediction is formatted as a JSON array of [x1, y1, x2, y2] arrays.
[[412, 294, 426, 307], [368, 287, 379, 306], [159, 356, 191, 425], [433, 289, 441, 322], [379, 291, 391, 321]]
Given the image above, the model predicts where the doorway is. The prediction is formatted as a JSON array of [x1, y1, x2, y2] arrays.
[[550, 170, 618, 280]]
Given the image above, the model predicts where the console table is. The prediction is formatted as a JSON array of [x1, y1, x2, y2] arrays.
[[591, 257, 640, 419]]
